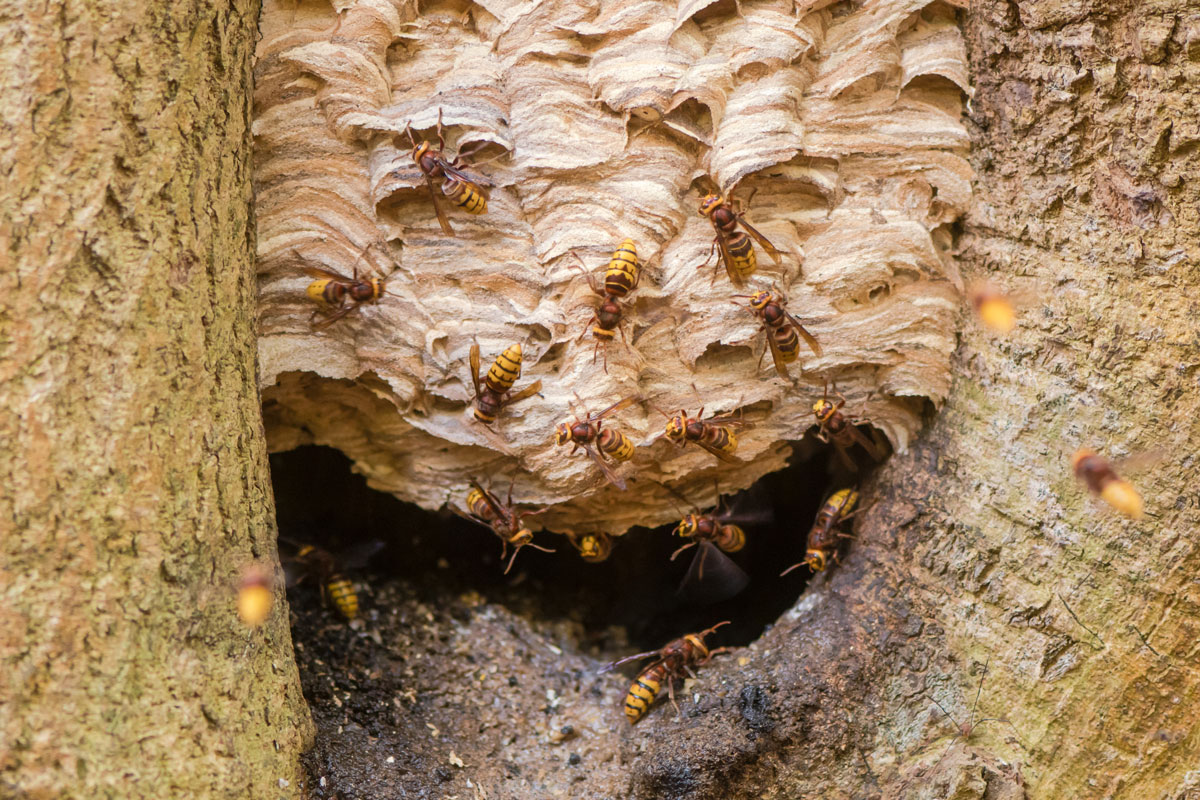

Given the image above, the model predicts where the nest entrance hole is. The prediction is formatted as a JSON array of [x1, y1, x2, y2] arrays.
[[271, 438, 869, 653]]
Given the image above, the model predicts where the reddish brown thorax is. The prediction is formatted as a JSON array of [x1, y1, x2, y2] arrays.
[[596, 298, 622, 327], [699, 194, 737, 232], [348, 280, 378, 302], [1072, 451, 1115, 485], [413, 142, 444, 177], [760, 301, 785, 326]]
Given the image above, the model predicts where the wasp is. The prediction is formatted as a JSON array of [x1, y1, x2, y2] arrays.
[[812, 381, 885, 464], [698, 182, 781, 287], [459, 480, 554, 573], [469, 342, 543, 425], [568, 532, 614, 563], [605, 622, 730, 724], [655, 403, 748, 463], [781, 488, 859, 575], [236, 565, 273, 627], [734, 289, 822, 378], [405, 109, 490, 236], [571, 239, 641, 371], [301, 249, 385, 331], [969, 286, 1017, 334], [666, 484, 754, 603], [1071, 448, 1144, 519], [284, 540, 383, 621], [553, 396, 639, 490]]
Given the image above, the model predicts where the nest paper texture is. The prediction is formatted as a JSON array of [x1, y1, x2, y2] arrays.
[[253, 0, 971, 535]]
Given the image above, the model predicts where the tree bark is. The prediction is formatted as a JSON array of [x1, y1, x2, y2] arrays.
[[0, 0, 313, 796]]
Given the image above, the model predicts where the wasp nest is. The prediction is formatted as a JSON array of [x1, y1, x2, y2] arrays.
[[254, 0, 970, 535]]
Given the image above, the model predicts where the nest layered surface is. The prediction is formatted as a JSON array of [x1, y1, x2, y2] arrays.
[[253, 0, 971, 534]]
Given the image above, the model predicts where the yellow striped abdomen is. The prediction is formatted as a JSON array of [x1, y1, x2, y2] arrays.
[[702, 426, 738, 457], [591, 324, 616, 341], [725, 231, 757, 283], [1100, 480, 1143, 520], [467, 488, 497, 521], [327, 577, 359, 620], [485, 344, 522, 393], [604, 238, 639, 297], [598, 428, 634, 462], [824, 488, 859, 518], [624, 665, 665, 724], [443, 176, 487, 214], [771, 325, 799, 363], [306, 279, 335, 305], [717, 524, 746, 553]]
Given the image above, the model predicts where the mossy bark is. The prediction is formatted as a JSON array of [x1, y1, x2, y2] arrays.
[[0, 0, 313, 796]]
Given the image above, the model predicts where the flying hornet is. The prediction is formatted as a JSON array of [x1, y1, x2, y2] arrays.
[[404, 109, 491, 236], [603, 622, 730, 724], [568, 532, 614, 563], [1071, 448, 1145, 520], [697, 179, 782, 287], [470, 342, 543, 425], [664, 483, 760, 604], [457, 480, 554, 573], [236, 565, 273, 627]]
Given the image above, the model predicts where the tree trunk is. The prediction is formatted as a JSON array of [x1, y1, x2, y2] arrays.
[[0, 0, 313, 796]]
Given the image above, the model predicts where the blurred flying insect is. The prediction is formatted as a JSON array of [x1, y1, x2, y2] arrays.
[[604, 621, 731, 724], [405, 108, 491, 235], [459, 480, 554, 573], [781, 487, 859, 575], [812, 380, 886, 466], [553, 395, 639, 490], [734, 289, 822, 379], [664, 483, 757, 604], [969, 286, 1018, 334], [236, 565, 273, 627], [284, 539, 384, 621], [571, 238, 641, 372], [697, 179, 781, 287], [653, 401, 749, 463], [568, 532, 614, 563], [1071, 448, 1145, 520], [469, 342, 544, 425], [301, 247, 386, 331]]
